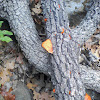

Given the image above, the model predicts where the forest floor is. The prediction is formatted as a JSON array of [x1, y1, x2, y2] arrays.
[[0, 40, 55, 100]]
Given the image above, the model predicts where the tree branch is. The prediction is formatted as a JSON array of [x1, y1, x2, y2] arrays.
[[0, 0, 51, 75], [42, 0, 86, 99], [71, 0, 100, 45], [0, 0, 100, 95], [0, 0, 8, 18], [41, 0, 70, 38], [41, 0, 100, 96], [80, 64, 100, 93]]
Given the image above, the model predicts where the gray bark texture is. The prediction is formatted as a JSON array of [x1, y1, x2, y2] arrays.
[[0, 0, 51, 75], [80, 65, 100, 93], [0, 0, 100, 100]]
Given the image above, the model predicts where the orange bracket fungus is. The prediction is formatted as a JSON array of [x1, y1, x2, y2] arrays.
[[61, 28, 64, 34], [58, 4, 60, 8], [85, 93, 91, 100], [53, 89, 55, 93], [68, 34, 72, 40], [42, 39, 53, 54], [78, 44, 80, 47], [69, 91, 71, 95], [44, 18, 48, 22]]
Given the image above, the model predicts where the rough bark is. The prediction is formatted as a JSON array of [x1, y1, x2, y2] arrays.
[[0, 0, 100, 99], [0, 0, 51, 75], [41, 0, 99, 99], [41, 0, 85, 99], [72, 0, 100, 45], [80, 65, 100, 93]]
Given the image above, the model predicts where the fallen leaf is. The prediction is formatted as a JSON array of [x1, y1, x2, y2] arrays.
[[8, 87, 13, 93], [33, 90, 40, 100], [42, 39, 53, 54], [94, 48, 100, 58], [85, 93, 91, 100], [0, 85, 15, 100], [31, 8, 42, 14], [4, 58, 15, 70], [0, 59, 15, 85], [35, 3, 41, 8], [27, 83, 37, 90], [16, 53, 23, 64], [39, 92, 55, 100], [0, 66, 10, 85], [33, 91, 55, 100], [2, 92, 15, 100]]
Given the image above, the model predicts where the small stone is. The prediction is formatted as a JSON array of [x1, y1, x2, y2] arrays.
[[12, 81, 33, 100]]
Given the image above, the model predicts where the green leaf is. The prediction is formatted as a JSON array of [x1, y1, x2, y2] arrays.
[[0, 36, 13, 43], [0, 21, 3, 27], [0, 33, 3, 37], [0, 24, 13, 43], [0, 30, 13, 36]]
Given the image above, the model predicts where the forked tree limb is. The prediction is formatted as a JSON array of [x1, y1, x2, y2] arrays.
[[0, 0, 100, 99]]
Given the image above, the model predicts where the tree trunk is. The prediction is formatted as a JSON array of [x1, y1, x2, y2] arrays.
[[50, 36, 85, 99], [41, 0, 85, 99], [0, 0, 100, 100], [41, 0, 99, 99]]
